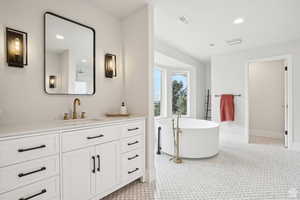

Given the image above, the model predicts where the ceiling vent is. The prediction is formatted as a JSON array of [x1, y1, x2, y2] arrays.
[[179, 16, 189, 24], [226, 38, 242, 46]]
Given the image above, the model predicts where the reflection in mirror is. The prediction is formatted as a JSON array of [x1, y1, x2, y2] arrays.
[[45, 12, 95, 95]]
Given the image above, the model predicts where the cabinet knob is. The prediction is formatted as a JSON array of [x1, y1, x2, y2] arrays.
[[19, 189, 47, 200], [18, 167, 46, 177], [18, 145, 46, 153], [92, 156, 96, 173], [128, 141, 139, 146], [128, 168, 139, 174], [97, 155, 100, 172]]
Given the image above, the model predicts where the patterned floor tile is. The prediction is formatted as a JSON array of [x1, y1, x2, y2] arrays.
[[103, 137, 300, 200]]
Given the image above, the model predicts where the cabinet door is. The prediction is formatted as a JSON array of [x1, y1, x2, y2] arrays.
[[95, 141, 119, 194], [62, 147, 96, 200]]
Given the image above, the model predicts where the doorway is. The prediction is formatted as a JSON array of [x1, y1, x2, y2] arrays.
[[246, 56, 293, 148]]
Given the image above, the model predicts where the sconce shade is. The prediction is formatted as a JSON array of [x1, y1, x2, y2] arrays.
[[49, 75, 57, 88], [6, 28, 28, 67], [105, 54, 117, 78]]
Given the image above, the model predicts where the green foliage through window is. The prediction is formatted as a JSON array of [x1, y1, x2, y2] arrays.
[[172, 74, 187, 115]]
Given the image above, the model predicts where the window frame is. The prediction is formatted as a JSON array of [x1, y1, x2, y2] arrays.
[[153, 67, 167, 118]]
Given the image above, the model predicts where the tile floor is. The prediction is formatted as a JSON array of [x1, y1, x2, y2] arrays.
[[103, 137, 300, 200]]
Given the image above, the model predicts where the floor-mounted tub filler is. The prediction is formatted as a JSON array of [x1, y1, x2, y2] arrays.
[[157, 118, 220, 159]]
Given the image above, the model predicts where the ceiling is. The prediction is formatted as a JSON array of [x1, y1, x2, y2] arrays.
[[154, 0, 300, 62], [90, 0, 150, 19]]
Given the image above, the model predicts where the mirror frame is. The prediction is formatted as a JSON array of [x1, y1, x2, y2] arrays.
[[44, 12, 96, 95]]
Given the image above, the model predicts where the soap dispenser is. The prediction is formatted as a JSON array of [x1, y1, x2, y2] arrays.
[[120, 102, 128, 115]]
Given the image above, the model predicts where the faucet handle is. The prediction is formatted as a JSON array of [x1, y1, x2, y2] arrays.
[[64, 113, 69, 120], [81, 112, 86, 119]]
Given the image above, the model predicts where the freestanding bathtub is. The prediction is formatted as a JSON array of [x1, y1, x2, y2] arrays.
[[157, 118, 220, 159]]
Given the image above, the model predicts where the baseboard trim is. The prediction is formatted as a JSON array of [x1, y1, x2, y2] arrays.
[[219, 124, 248, 144], [145, 167, 156, 182], [289, 142, 300, 151], [250, 129, 284, 139]]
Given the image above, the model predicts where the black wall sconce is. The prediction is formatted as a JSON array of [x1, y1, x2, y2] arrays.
[[104, 53, 117, 78], [49, 75, 57, 88], [6, 27, 28, 68]]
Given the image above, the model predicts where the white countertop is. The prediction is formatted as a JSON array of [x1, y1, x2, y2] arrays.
[[0, 116, 146, 139]]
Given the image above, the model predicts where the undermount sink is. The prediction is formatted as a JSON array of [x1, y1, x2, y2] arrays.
[[62, 118, 103, 125]]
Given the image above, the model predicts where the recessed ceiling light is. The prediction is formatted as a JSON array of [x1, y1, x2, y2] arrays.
[[233, 18, 244, 25], [81, 59, 87, 63], [56, 34, 64, 40], [179, 16, 189, 24]]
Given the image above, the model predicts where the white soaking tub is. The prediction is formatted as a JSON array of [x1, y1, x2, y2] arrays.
[[157, 118, 220, 159]]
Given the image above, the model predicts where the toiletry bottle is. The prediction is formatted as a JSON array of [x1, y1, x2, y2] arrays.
[[120, 102, 128, 115]]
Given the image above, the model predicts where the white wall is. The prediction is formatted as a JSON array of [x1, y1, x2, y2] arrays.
[[211, 40, 300, 147], [205, 63, 211, 90], [122, 7, 150, 116], [249, 60, 285, 139], [0, 0, 124, 123]]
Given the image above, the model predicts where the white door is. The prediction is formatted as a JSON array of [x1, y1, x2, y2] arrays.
[[284, 65, 288, 147], [95, 141, 118, 194], [62, 147, 96, 200]]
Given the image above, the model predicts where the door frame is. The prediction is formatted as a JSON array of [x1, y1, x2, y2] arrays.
[[245, 55, 293, 148]]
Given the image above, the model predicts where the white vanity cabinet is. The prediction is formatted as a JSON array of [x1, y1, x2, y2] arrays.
[[95, 141, 119, 194], [0, 133, 60, 200], [62, 147, 95, 200], [62, 141, 119, 200], [0, 117, 145, 200], [62, 120, 145, 200]]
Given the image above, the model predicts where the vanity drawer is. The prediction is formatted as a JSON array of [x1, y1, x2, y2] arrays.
[[121, 149, 143, 168], [0, 176, 59, 200], [121, 150, 143, 182], [122, 121, 144, 138], [121, 135, 143, 153], [62, 126, 121, 152], [0, 134, 59, 167], [0, 155, 59, 193], [122, 165, 143, 182]]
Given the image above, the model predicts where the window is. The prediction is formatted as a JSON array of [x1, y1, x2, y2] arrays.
[[154, 68, 162, 116], [172, 73, 188, 115]]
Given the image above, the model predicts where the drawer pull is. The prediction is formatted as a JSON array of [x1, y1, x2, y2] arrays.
[[128, 141, 139, 146], [18, 167, 46, 177], [92, 156, 96, 173], [128, 155, 139, 160], [18, 145, 46, 153], [19, 189, 47, 200], [87, 134, 104, 140], [97, 155, 101, 172], [128, 127, 139, 131], [128, 168, 139, 174]]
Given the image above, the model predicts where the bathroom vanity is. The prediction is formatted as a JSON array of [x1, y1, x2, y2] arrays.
[[0, 117, 146, 200]]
